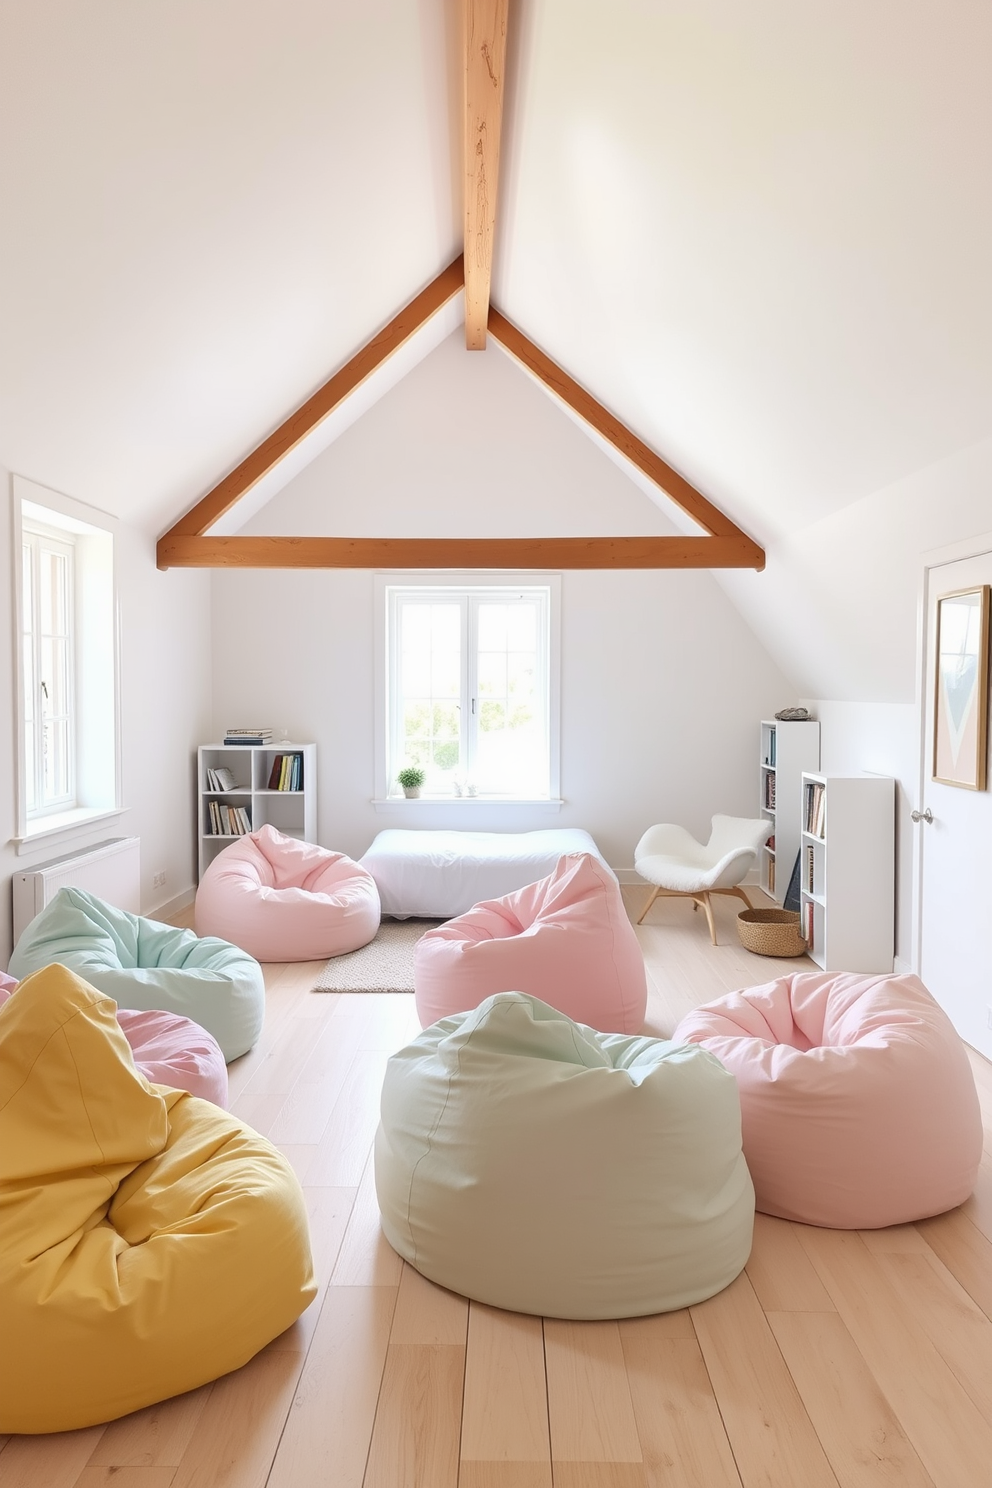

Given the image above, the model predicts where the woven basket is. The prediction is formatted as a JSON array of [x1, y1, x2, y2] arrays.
[[737, 908, 807, 957]]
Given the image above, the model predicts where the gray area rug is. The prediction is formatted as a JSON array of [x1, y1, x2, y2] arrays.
[[311, 919, 445, 993]]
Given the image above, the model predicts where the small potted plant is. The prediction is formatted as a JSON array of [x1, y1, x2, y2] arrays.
[[397, 766, 426, 799]]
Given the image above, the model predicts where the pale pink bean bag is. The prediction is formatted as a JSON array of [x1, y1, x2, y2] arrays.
[[0, 981, 227, 1106], [673, 972, 983, 1228], [414, 853, 647, 1034], [195, 824, 380, 962]]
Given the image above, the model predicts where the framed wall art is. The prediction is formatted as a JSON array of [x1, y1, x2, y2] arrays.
[[933, 585, 990, 790]]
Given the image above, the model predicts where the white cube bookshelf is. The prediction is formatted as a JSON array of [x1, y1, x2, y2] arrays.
[[759, 719, 820, 904], [197, 742, 317, 881], [799, 772, 894, 973]]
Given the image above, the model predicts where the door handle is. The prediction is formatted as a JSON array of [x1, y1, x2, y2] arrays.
[[911, 808, 934, 824]]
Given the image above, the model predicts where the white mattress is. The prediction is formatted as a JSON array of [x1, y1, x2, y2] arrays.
[[359, 828, 612, 918]]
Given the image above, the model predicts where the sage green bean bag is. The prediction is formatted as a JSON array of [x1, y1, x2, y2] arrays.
[[375, 992, 754, 1319], [9, 888, 264, 1061]]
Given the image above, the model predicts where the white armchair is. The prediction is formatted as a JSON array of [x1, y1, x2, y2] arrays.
[[634, 815, 772, 945]]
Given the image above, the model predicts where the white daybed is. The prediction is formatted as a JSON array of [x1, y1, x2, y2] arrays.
[[359, 828, 612, 918]]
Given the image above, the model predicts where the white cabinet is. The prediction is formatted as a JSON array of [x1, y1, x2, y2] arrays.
[[799, 773, 894, 973], [197, 743, 317, 880], [758, 719, 820, 904]]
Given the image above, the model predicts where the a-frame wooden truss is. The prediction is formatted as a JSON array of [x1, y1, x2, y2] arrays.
[[156, 257, 764, 572], [157, 0, 763, 573]]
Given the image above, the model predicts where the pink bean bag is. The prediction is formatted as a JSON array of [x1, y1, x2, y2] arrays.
[[0, 981, 227, 1107], [414, 853, 647, 1034], [673, 972, 983, 1228], [195, 824, 380, 962]]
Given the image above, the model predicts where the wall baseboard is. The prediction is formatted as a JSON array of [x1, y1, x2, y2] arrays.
[[147, 886, 195, 921]]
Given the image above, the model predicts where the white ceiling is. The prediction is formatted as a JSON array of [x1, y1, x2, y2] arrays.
[[1, 0, 989, 543]]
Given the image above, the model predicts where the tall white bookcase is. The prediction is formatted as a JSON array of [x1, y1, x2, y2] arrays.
[[758, 719, 820, 904], [197, 742, 317, 880], [799, 773, 894, 973]]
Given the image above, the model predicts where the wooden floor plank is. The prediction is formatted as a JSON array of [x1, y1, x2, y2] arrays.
[[331, 1152, 404, 1287], [362, 1344, 465, 1488], [461, 1304, 551, 1478], [796, 1225, 992, 1486], [745, 1213, 836, 1312], [305, 1049, 390, 1187], [167, 1350, 302, 1488], [86, 1387, 211, 1467], [766, 1310, 934, 1488], [73, 1470, 176, 1488], [544, 1320, 642, 1466], [390, 1264, 468, 1346], [0, 1429, 104, 1488], [917, 1206, 992, 1321], [619, 1314, 743, 1488], [689, 1271, 839, 1488], [265, 1286, 397, 1488], [872, 1248, 992, 1430]]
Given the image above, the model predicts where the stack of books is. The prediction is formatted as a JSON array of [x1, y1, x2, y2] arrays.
[[205, 767, 241, 791], [223, 728, 273, 745]]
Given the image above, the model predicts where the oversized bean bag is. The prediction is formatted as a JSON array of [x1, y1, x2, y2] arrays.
[[0, 963, 315, 1434], [375, 992, 754, 1319], [673, 971, 983, 1228], [414, 853, 647, 1033], [195, 824, 381, 962], [9, 886, 264, 1060], [0, 980, 228, 1107]]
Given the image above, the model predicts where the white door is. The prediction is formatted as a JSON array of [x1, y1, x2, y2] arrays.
[[918, 546, 992, 1059]]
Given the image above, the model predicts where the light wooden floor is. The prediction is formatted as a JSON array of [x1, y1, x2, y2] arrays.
[[3, 888, 992, 1488]]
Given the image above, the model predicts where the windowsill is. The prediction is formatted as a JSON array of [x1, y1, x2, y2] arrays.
[[12, 805, 126, 856], [372, 797, 563, 813]]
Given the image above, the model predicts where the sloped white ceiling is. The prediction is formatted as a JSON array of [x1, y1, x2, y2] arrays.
[[0, 0, 989, 561]]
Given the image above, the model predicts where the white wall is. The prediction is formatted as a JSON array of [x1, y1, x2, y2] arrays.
[[719, 437, 992, 969], [0, 469, 213, 966], [211, 335, 796, 871]]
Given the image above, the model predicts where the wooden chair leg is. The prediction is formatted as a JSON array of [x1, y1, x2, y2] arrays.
[[637, 885, 663, 925], [699, 893, 718, 946], [729, 885, 755, 911]]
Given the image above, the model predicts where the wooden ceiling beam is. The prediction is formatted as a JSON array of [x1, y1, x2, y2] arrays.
[[159, 257, 465, 548], [464, 0, 509, 349], [156, 534, 763, 571]]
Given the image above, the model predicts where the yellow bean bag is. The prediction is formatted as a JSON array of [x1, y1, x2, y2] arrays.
[[0, 964, 316, 1434]]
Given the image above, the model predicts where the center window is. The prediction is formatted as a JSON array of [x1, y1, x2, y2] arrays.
[[385, 582, 556, 800]]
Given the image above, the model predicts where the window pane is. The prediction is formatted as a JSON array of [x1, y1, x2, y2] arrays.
[[43, 717, 70, 803], [24, 718, 36, 813], [473, 600, 546, 796], [22, 543, 33, 633], [396, 601, 463, 789]]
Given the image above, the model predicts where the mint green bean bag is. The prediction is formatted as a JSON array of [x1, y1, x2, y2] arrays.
[[9, 888, 264, 1061], [375, 992, 754, 1319]]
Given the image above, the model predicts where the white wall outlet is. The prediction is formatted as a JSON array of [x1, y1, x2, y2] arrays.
[[152, 871, 167, 890]]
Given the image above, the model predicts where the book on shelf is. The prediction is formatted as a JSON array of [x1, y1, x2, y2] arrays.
[[769, 730, 777, 767], [804, 781, 826, 837], [767, 858, 776, 895], [803, 899, 815, 946], [805, 844, 816, 893], [763, 773, 776, 809], [206, 766, 240, 792]]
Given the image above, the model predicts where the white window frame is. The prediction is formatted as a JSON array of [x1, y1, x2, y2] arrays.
[[11, 476, 123, 853], [21, 521, 77, 818], [374, 572, 561, 806]]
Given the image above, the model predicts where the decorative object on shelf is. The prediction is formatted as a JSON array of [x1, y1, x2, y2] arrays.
[[397, 766, 426, 799], [774, 706, 811, 721], [932, 585, 990, 790], [736, 908, 807, 958]]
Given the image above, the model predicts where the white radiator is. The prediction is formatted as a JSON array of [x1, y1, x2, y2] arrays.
[[12, 836, 141, 945]]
